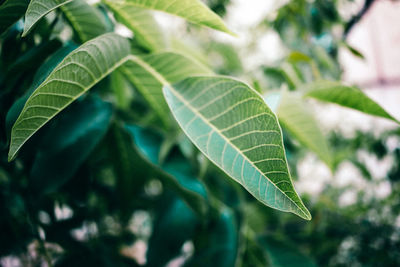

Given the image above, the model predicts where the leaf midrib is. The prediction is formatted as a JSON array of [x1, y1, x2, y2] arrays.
[[166, 83, 308, 219]]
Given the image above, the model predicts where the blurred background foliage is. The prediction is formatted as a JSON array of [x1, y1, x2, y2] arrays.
[[1, 0, 400, 266]]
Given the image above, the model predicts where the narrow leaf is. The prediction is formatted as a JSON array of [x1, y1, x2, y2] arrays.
[[121, 0, 235, 35], [22, 0, 73, 37], [61, 0, 108, 42], [304, 81, 399, 123], [163, 76, 311, 220], [8, 33, 131, 161], [275, 91, 332, 168], [104, 1, 167, 51], [0, 0, 29, 35], [120, 52, 212, 125]]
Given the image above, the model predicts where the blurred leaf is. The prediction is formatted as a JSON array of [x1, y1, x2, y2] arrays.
[[110, 69, 134, 109], [104, 1, 167, 51], [120, 52, 212, 126], [304, 81, 399, 123], [147, 198, 198, 267], [340, 41, 365, 60], [8, 33, 131, 161], [125, 125, 209, 215], [30, 96, 112, 194], [259, 235, 317, 267], [22, 0, 73, 37], [163, 76, 311, 220], [123, 0, 235, 36], [0, 0, 29, 35], [61, 0, 108, 42], [276, 91, 333, 168]]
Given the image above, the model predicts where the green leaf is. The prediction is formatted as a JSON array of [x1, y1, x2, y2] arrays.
[[22, 0, 73, 37], [104, 1, 167, 51], [163, 76, 311, 220], [120, 52, 212, 125], [60, 0, 108, 42], [258, 235, 317, 267], [304, 81, 399, 124], [8, 33, 131, 161], [125, 125, 209, 215], [30, 96, 112, 194], [275, 91, 333, 168], [0, 0, 29, 35], [121, 0, 235, 35]]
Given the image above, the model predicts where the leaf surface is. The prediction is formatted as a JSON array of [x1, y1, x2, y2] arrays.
[[122, 0, 234, 35], [8, 33, 131, 161], [61, 0, 108, 42], [104, 0, 167, 51], [22, 0, 73, 37], [163, 76, 311, 220], [304, 81, 399, 123], [0, 0, 29, 35], [275, 91, 332, 168], [121, 52, 212, 125]]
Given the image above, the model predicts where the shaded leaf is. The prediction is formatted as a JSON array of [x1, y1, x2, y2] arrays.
[[8, 33, 131, 161], [163, 76, 311, 220], [22, 0, 73, 37], [0, 0, 29, 35], [122, 0, 235, 35], [61, 0, 108, 42], [304, 81, 399, 123], [104, 1, 167, 51]]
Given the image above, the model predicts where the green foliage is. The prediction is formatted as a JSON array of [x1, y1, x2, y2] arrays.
[[1, 0, 399, 266]]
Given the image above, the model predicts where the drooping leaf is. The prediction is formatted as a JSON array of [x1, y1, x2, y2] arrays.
[[0, 0, 29, 35], [304, 81, 399, 124], [121, 0, 235, 35], [258, 235, 317, 267], [163, 76, 311, 220], [274, 91, 332, 168], [120, 52, 212, 125], [125, 125, 209, 215], [30, 96, 112, 194], [8, 33, 131, 161], [22, 0, 73, 37], [60, 0, 108, 42], [104, 1, 167, 51]]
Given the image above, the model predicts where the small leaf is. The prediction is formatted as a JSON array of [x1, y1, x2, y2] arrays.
[[275, 91, 333, 168], [8, 33, 131, 161], [0, 0, 29, 35], [121, 0, 235, 36], [104, 1, 167, 51], [22, 0, 73, 37], [258, 235, 317, 267], [61, 0, 108, 42], [304, 81, 399, 123], [163, 76, 311, 220], [120, 52, 212, 125]]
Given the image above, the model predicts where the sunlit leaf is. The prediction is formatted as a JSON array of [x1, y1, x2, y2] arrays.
[[120, 0, 235, 35], [104, 0, 167, 51], [61, 0, 108, 42], [8, 33, 131, 161], [163, 76, 311, 220], [304, 81, 399, 124], [120, 52, 212, 125], [22, 0, 73, 37], [275, 91, 332, 168]]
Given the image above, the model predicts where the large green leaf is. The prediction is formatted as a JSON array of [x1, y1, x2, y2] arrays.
[[0, 0, 29, 35], [60, 0, 108, 42], [163, 77, 311, 220], [121, 0, 234, 35], [275, 91, 332, 168], [120, 52, 212, 125], [104, 0, 167, 51], [8, 33, 131, 161], [22, 0, 73, 37], [304, 81, 399, 123]]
